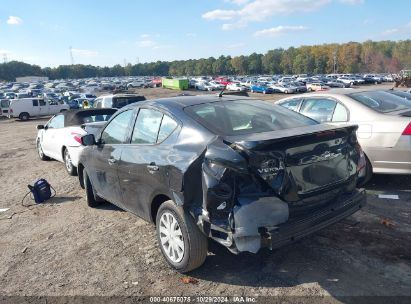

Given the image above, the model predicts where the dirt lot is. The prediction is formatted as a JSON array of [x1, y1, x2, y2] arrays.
[[0, 85, 410, 301]]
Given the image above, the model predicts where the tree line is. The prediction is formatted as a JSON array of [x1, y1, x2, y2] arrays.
[[0, 40, 410, 82]]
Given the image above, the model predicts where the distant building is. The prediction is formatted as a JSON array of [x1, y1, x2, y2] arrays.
[[15, 76, 49, 83]]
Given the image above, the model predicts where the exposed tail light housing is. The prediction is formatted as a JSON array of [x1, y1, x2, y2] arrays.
[[71, 132, 83, 144], [402, 122, 411, 135], [356, 144, 366, 178]]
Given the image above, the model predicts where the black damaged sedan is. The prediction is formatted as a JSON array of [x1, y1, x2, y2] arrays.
[[78, 95, 367, 272]]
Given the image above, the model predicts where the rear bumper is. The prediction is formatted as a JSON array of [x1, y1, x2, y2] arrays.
[[266, 189, 366, 249]]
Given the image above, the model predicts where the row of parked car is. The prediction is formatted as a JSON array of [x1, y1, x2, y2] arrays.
[[189, 73, 396, 94]]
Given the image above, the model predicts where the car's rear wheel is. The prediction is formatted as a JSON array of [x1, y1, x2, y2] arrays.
[[19, 112, 30, 121], [64, 148, 77, 176], [156, 200, 207, 273], [83, 170, 102, 207], [37, 139, 49, 161]]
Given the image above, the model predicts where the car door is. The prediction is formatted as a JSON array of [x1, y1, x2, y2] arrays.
[[118, 108, 179, 220], [41, 114, 65, 159], [38, 99, 48, 117], [88, 109, 135, 205], [31, 99, 40, 117]]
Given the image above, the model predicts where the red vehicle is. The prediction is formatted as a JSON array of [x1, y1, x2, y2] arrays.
[[214, 77, 231, 86], [150, 78, 162, 87]]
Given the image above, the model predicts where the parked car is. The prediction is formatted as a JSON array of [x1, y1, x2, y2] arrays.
[[307, 83, 329, 91], [36, 109, 117, 175], [195, 82, 215, 91], [208, 81, 226, 90], [277, 90, 411, 182], [9, 98, 69, 120], [226, 82, 247, 92], [250, 84, 274, 94], [93, 94, 146, 109], [127, 80, 145, 88], [77, 95, 366, 272], [270, 83, 297, 94]]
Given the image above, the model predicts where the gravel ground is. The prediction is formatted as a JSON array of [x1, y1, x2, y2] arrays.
[[0, 86, 410, 301]]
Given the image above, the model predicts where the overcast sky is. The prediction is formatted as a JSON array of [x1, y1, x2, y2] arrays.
[[0, 0, 410, 67]]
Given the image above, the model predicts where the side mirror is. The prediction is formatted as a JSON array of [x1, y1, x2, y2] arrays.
[[81, 134, 96, 146], [37, 124, 45, 130]]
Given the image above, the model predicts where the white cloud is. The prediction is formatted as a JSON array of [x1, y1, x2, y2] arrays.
[[136, 40, 157, 48], [71, 48, 99, 57], [203, 0, 363, 30], [338, 0, 364, 4], [254, 25, 308, 36], [7, 16, 23, 25], [381, 21, 411, 36], [224, 0, 250, 5], [140, 34, 150, 38]]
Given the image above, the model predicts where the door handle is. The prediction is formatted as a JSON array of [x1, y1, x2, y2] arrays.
[[147, 163, 159, 171], [108, 158, 116, 165]]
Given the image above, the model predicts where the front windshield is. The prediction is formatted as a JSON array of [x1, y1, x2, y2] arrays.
[[349, 91, 411, 113]]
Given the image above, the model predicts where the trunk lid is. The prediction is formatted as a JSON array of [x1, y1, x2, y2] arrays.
[[225, 124, 359, 203]]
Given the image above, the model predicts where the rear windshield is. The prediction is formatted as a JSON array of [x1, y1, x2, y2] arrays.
[[80, 114, 113, 123], [185, 100, 318, 136], [348, 91, 411, 113], [388, 91, 411, 101], [113, 96, 145, 108]]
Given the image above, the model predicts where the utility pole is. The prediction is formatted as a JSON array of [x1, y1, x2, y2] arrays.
[[2, 53, 8, 63], [69, 46, 74, 65]]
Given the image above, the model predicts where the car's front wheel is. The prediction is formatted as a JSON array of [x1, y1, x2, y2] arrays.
[[156, 200, 207, 273], [64, 148, 77, 176]]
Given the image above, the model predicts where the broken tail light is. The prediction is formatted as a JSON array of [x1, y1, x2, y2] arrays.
[[70, 132, 83, 144], [402, 122, 411, 135]]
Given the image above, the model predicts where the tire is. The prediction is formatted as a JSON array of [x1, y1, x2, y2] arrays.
[[36, 139, 50, 161], [285, 90, 289, 94], [63, 148, 77, 176], [83, 170, 102, 207], [250, 89, 254, 93], [156, 200, 207, 273], [263, 90, 267, 94], [19, 112, 30, 121]]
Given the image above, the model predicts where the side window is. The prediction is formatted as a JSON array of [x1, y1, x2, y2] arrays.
[[32, 100, 39, 107], [48, 115, 64, 129], [49, 100, 58, 106], [332, 103, 348, 122], [39, 100, 46, 106], [101, 110, 134, 144], [279, 99, 302, 112], [131, 109, 163, 144], [300, 98, 337, 123], [157, 115, 178, 143]]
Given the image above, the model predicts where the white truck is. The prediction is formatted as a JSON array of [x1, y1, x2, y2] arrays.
[[9, 98, 69, 120]]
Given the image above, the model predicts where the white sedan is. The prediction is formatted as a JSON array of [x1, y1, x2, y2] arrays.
[[195, 82, 215, 91], [36, 109, 116, 175], [226, 83, 247, 92]]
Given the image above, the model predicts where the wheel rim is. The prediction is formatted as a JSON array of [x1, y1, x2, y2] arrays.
[[159, 211, 185, 263], [64, 150, 72, 172], [37, 141, 44, 158]]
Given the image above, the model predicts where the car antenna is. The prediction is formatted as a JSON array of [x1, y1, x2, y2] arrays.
[[218, 87, 226, 98]]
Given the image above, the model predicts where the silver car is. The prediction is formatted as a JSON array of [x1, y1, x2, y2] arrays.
[[276, 90, 411, 181]]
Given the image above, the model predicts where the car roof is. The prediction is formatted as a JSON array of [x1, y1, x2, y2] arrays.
[[123, 94, 252, 111]]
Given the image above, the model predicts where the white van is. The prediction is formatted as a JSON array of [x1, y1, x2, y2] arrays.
[[9, 98, 69, 120], [0, 99, 11, 117]]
